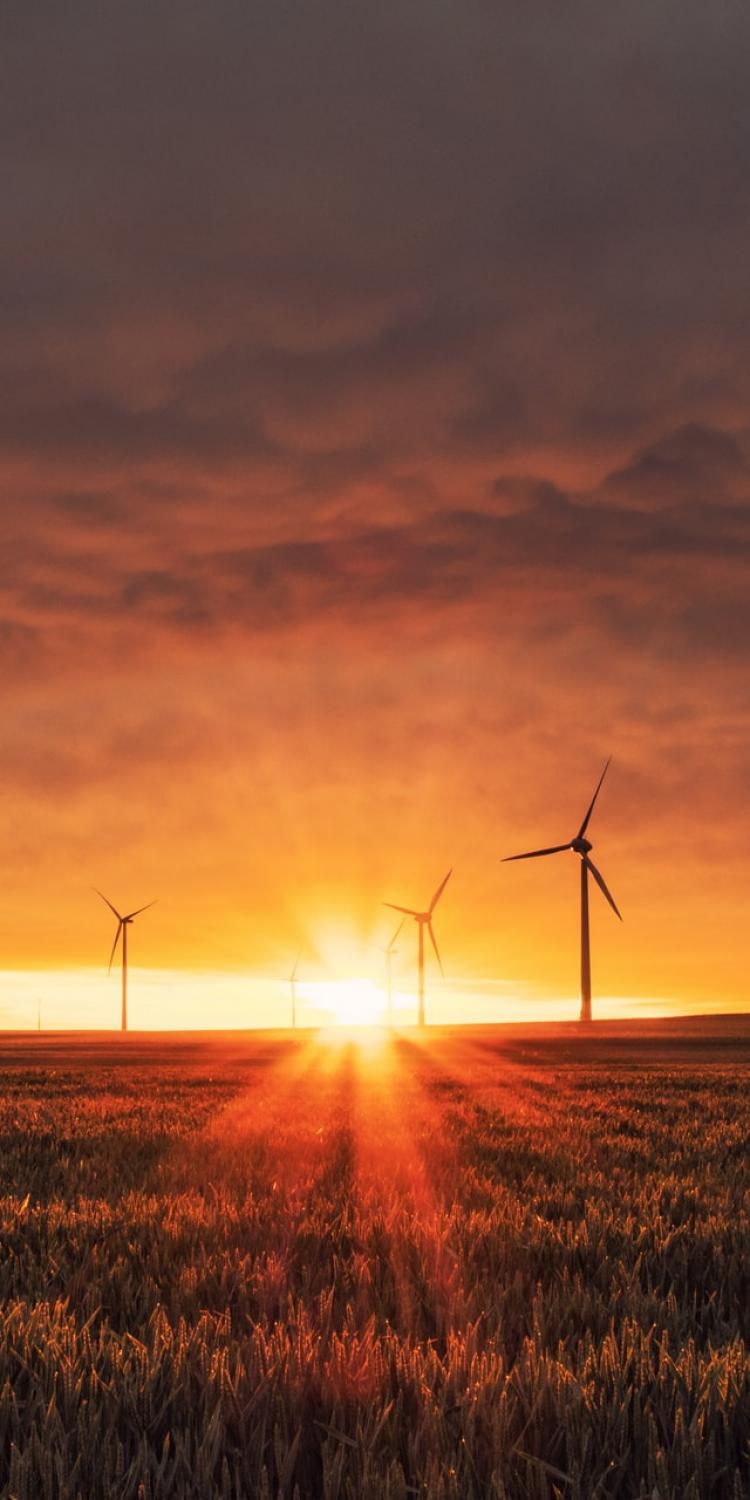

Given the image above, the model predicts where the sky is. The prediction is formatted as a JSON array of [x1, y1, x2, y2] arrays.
[[2, 1, 750, 1026]]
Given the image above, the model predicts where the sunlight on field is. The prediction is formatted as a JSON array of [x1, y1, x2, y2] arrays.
[[2, 1025, 750, 1496], [314, 1023, 391, 1060]]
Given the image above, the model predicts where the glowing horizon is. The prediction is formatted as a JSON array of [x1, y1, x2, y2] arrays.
[[0, 965, 718, 1033]]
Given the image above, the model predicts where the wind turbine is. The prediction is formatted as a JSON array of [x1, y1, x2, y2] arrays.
[[94, 890, 156, 1033], [383, 870, 451, 1027], [503, 760, 621, 1023], [289, 953, 301, 1029], [374, 917, 405, 1025]]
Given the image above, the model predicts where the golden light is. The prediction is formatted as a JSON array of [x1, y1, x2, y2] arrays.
[[318, 977, 386, 1027]]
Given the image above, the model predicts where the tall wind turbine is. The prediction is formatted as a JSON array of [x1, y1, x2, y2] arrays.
[[95, 891, 156, 1033], [374, 917, 405, 1025], [289, 953, 301, 1029], [503, 760, 621, 1023], [383, 870, 451, 1027]]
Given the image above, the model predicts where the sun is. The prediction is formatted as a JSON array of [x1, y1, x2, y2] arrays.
[[324, 978, 385, 1027]]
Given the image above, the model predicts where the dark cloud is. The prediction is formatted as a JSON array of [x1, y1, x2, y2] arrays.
[[603, 424, 750, 506], [4, 2, 750, 462], [3, 434, 750, 673]]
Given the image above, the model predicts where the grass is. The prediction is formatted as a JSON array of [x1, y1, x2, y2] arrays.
[[0, 1018, 749, 1497]]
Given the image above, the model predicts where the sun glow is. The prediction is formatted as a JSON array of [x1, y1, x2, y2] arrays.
[[0, 967, 684, 1032], [317, 977, 386, 1026]]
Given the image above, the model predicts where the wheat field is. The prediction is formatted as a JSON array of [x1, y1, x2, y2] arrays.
[[0, 1020, 748, 1498]]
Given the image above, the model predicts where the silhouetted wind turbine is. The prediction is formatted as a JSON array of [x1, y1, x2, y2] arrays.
[[94, 890, 156, 1033], [503, 760, 621, 1023], [289, 953, 301, 1029], [384, 871, 451, 1027], [374, 917, 405, 1025]]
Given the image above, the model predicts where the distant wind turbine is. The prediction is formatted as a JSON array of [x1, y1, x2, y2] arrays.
[[503, 760, 621, 1023], [383, 870, 451, 1027], [94, 890, 156, 1033], [289, 952, 301, 1029], [374, 917, 405, 1025]]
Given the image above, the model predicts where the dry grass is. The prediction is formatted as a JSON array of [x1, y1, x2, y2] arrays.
[[0, 1021, 749, 1498]]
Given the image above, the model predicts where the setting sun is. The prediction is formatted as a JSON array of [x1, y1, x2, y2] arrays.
[[316, 977, 386, 1027]]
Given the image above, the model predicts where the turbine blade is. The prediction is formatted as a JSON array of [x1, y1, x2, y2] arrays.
[[577, 758, 611, 840], [585, 857, 622, 920], [383, 903, 419, 917], [94, 888, 122, 921], [125, 899, 157, 920], [108, 921, 123, 974], [388, 916, 406, 950], [427, 920, 444, 976], [502, 844, 571, 862], [428, 869, 452, 915], [290, 950, 302, 982]]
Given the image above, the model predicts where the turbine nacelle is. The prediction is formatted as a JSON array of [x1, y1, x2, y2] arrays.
[[571, 837, 592, 855]]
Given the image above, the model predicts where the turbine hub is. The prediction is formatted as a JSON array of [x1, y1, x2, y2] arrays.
[[571, 837, 592, 855]]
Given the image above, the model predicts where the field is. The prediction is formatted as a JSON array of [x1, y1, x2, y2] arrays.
[[1, 1018, 750, 1499]]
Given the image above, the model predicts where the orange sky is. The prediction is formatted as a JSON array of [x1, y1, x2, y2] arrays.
[[2, 4, 750, 1025]]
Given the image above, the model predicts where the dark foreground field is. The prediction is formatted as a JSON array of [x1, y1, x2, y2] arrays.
[[1, 1018, 749, 1499]]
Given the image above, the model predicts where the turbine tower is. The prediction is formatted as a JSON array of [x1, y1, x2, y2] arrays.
[[289, 953, 301, 1029], [95, 890, 156, 1033], [503, 760, 621, 1023], [383, 870, 451, 1027], [374, 917, 405, 1025]]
